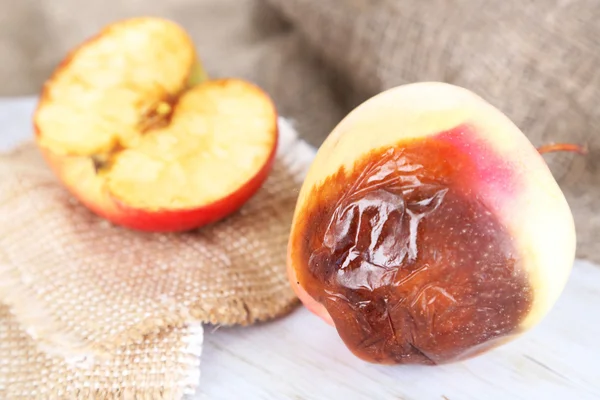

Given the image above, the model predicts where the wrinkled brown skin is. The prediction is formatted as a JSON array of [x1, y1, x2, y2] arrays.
[[290, 125, 533, 365]]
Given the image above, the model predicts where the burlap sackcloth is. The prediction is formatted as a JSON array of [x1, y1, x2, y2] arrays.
[[0, 117, 312, 398], [0, 304, 204, 399], [264, 0, 600, 262]]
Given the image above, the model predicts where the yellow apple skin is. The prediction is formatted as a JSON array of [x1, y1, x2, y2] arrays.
[[288, 82, 575, 364]]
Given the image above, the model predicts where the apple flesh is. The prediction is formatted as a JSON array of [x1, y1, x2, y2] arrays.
[[288, 82, 575, 365], [34, 18, 278, 232]]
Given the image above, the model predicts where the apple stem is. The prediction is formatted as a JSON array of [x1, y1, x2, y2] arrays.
[[537, 143, 588, 155]]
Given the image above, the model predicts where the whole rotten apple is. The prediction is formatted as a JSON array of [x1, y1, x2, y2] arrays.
[[288, 82, 576, 365], [34, 17, 277, 232]]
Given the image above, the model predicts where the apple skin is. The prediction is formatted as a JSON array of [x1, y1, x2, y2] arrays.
[[288, 82, 576, 363], [37, 133, 278, 232]]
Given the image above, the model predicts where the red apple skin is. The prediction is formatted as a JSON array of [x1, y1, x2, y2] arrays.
[[36, 129, 278, 232], [287, 244, 334, 326]]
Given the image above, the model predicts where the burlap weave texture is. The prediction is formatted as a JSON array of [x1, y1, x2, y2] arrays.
[[0, 305, 203, 399]]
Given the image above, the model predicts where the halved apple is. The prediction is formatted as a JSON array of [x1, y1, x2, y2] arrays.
[[34, 18, 278, 232]]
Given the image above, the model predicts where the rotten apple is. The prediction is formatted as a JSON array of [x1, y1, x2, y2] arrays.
[[288, 82, 576, 365], [34, 17, 278, 232]]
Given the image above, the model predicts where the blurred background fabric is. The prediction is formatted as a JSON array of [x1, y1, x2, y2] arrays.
[[0, 0, 598, 261]]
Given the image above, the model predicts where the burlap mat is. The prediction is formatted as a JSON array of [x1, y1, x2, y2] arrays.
[[0, 119, 307, 359], [265, 0, 600, 262], [0, 305, 203, 399]]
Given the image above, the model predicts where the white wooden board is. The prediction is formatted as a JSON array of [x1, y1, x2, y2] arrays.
[[1, 97, 599, 400]]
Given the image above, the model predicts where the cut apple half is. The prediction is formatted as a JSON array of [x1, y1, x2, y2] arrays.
[[34, 17, 278, 232]]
